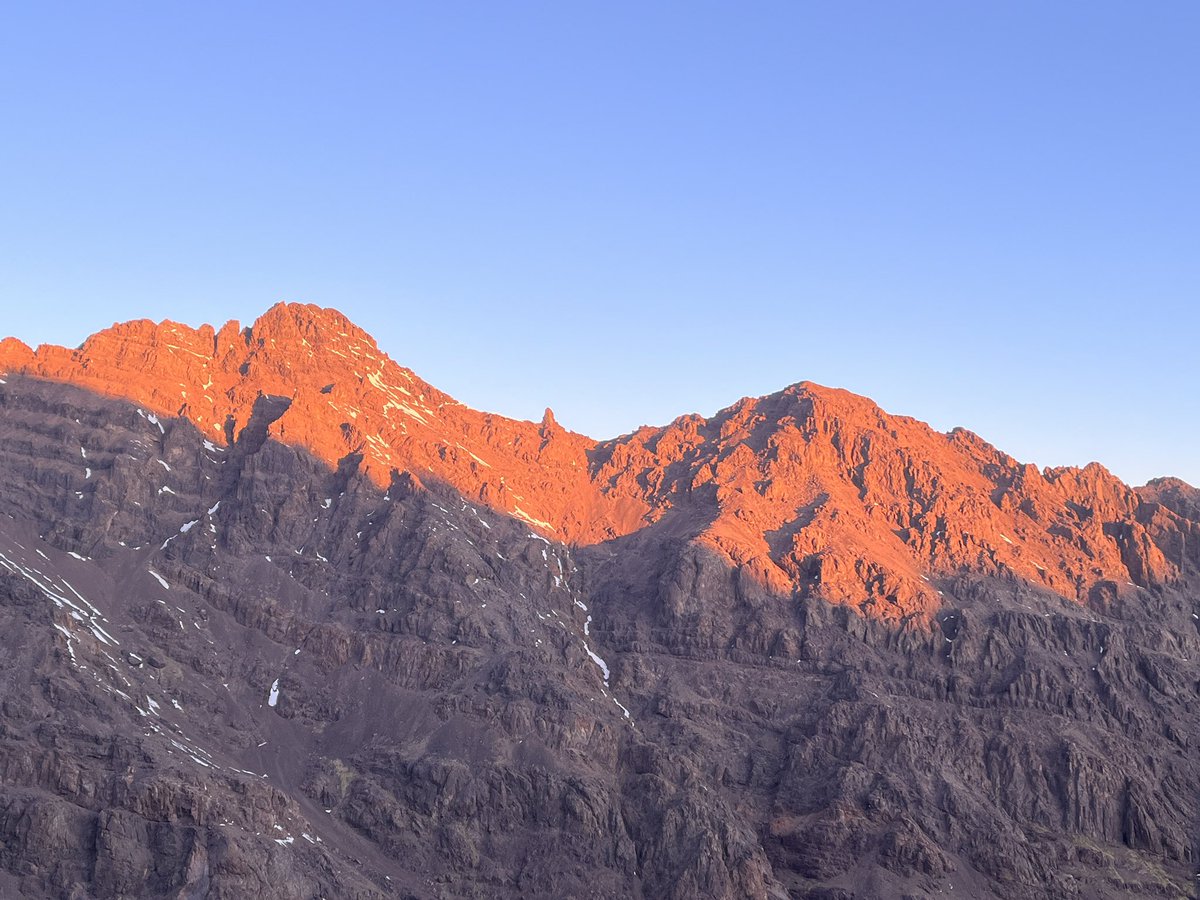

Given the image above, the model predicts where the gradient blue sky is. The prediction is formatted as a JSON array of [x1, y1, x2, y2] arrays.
[[1, 2, 1196, 486]]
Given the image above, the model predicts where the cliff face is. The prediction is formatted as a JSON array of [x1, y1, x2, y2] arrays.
[[0, 305, 1197, 899], [0, 303, 1188, 620]]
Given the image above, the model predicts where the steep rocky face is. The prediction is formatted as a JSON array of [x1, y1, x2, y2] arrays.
[[0, 304, 1188, 622], [0, 305, 610, 541], [0, 307, 1197, 899], [586, 385, 1190, 624]]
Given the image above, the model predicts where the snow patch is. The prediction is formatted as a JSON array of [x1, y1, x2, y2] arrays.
[[583, 642, 610, 683], [515, 508, 555, 530]]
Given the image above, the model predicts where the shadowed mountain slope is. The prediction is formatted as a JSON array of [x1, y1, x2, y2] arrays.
[[0, 306, 1197, 898]]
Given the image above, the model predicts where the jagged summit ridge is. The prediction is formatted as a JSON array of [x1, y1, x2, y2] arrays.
[[1, 302, 1194, 622]]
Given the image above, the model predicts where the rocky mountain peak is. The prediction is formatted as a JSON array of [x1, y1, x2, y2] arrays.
[[246, 301, 377, 355], [1, 305, 1194, 625]]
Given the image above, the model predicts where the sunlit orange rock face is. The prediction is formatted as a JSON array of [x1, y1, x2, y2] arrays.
[[1, 302, 1188, 623]]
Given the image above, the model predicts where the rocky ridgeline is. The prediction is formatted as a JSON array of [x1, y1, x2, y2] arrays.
[[0, 303, 1189, 624], [0, 306, 1196, 898]]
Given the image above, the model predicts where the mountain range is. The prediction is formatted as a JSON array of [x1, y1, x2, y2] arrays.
[[0, 302, 1195, 899]]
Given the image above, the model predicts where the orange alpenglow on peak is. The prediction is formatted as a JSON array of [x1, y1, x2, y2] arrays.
[[1, 303, 1192, 623]]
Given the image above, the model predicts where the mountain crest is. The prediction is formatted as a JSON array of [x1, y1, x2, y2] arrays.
[[1, 303, 1194, 623]]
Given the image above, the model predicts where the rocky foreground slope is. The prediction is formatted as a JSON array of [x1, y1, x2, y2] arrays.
[[0, 304, 1196, 899]]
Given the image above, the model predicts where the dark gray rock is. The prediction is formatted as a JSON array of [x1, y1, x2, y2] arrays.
[[0, 374, 1195, 899]]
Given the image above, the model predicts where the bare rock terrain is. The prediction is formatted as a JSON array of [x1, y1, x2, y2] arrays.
[[0, 305, 1196, 898]]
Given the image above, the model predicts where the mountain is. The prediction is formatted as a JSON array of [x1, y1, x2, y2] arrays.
[[0, 303, 1196, 899]]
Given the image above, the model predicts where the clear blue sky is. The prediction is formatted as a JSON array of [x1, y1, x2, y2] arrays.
[[1, 2, 1196, 486]]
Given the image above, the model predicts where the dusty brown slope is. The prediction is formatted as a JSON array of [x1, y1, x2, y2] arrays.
[[0, 305, 1197, 899]]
